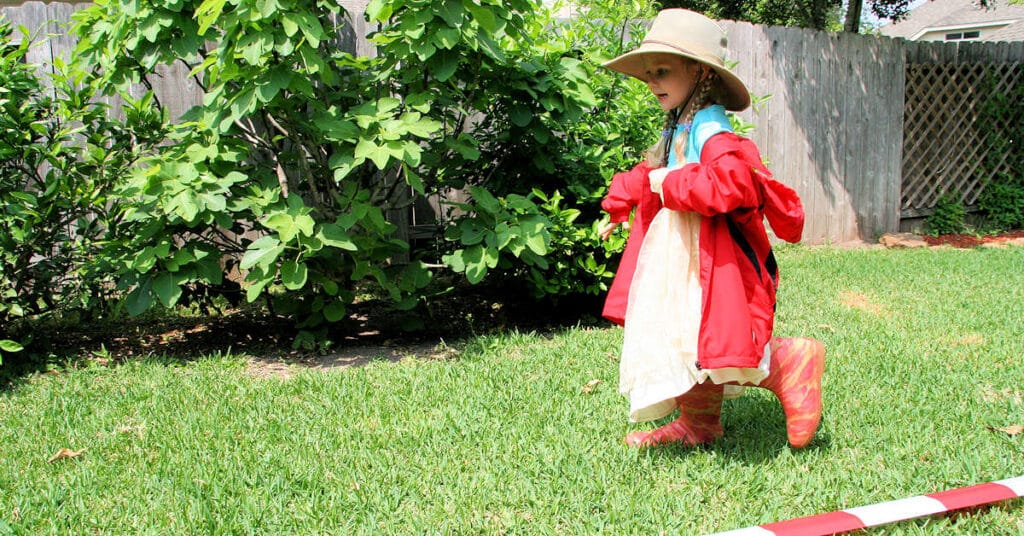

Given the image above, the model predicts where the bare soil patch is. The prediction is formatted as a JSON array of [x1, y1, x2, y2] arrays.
[[839, 290, 888, 316]]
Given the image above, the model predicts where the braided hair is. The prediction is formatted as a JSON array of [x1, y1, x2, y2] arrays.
[[645, 70, 719, 168]]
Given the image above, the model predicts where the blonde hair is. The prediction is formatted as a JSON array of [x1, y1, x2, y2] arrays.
[[645, 71, 720, 168]]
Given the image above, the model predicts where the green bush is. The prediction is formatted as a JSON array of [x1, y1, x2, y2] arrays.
[[977, 175, 1024, 231], [2, 0, 744, 354], [0, 18, 163, 359], [4, 1, 775, 350], [69, 0, 639, 347], [978, 66, 1024, 232], [72, 0, 450, 349], [497, 0, 659, 298], [64, 0, 688, 344], [924, 192, 967, 235], [370, 0, 615, 298]]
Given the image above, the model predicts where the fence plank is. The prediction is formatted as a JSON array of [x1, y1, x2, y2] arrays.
[[3, 1, 56, 89], [1011, 41, 1024, 61], [829, 31, 852, 241], [773, 26, 813, 240], [804, 28, 829, 243], [846, 32, 870, 243], [883, 35, 905, 234], [151, 62, 204, 123]]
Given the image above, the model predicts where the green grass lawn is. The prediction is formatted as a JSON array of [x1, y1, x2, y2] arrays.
[[2, 246, 1022, 534]]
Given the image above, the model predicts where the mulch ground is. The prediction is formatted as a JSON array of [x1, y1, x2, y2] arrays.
[[921, 229, 1024, 248]]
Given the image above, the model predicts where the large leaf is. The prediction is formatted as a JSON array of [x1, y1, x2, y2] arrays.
[[280, 260, 308, 290], [509, 103, 532, 127], [429, 50, 459, 82], [354, 138, 392, 170], [468, 186, 501, 214], [466, 4, 498, 33], [240, 236, 284, 271], [400, 112, 442, 139], [153, 272, 183, 307], [323, 300, 346, 322], [320, 223, 358, 251], [0, 340, 23, 352], [458, 219, 487, 246], [125, 281, 154, 316], [194, 0, 227, 36], [441, 250, 465, 273], [245, 271, 273, 303], [403, 165, 425, 196], [365, 0, 393, 20], [265, 211, 315, 243], [462, 245, 488, 284], [525, 233, 548, 256], [257, 67, 291, 101]]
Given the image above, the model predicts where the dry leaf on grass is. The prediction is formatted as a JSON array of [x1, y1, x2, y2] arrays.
[[47, 447, 86, 463], [581, 379, 602, 393], [987, 425, 1024, 436]]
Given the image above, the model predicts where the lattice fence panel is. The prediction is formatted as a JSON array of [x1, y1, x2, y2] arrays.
[[901, 63, 1024, 216]]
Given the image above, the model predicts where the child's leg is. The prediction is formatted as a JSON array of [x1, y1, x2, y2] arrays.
[[758, 337, 825, 448], [624, 381, 724, 447]]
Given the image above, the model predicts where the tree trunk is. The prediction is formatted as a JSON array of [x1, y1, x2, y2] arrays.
[[844, 0, 863, 33], [810, 0, 829, 30]]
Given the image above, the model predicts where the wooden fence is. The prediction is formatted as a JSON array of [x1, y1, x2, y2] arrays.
[[3, 1, 1023, 244], [724, 22, 1024, 240], [725, 23, 905, 243]]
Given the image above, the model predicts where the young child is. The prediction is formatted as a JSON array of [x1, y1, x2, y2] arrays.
[[598, 9, 825, 448]]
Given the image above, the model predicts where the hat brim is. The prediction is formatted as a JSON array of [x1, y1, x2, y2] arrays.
[[603, 45, 750, 112]]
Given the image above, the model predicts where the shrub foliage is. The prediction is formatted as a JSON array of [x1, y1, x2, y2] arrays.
[[977, 67, 1024, 231], [924, 192, 966, 236], [0, 20, 164, 359], [0, 0, 668, 353]]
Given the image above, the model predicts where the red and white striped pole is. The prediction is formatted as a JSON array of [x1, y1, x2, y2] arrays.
[[708, 475, 1024, 536]]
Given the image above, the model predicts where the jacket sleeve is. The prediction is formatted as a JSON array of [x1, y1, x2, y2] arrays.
[[601, 162, 651, 223], [659, 133, 761, 217]]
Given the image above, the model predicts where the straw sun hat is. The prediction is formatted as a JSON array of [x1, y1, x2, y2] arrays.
[[602, 9, 750, 111]]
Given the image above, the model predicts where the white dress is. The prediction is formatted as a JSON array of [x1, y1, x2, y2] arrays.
[[618, 116, 770, 423]]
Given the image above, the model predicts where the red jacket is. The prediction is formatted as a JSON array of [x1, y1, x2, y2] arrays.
[[601, 132, 805, 370]]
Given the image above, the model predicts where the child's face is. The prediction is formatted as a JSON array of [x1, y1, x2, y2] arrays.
[[640, 54, 702, 113]]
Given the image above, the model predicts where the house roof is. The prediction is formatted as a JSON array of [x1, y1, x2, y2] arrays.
[[880, 0, 1024, 41]]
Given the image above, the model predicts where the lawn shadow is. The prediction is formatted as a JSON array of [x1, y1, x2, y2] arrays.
[[715, 393, 833, 464], [0, 309, 300, 391], [249, 339, 461, 379], [0, 357, 56, 392], [247, 288, 607, 377], [1, 279, 607, 386], [639, 392, 832, 463]]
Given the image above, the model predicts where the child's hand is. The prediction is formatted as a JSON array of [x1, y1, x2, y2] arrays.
[[599, 221, 630, 241]]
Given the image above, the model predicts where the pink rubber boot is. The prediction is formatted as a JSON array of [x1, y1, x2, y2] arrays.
[[624, 381, 725, 447], [759, 337, 826, 448]]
